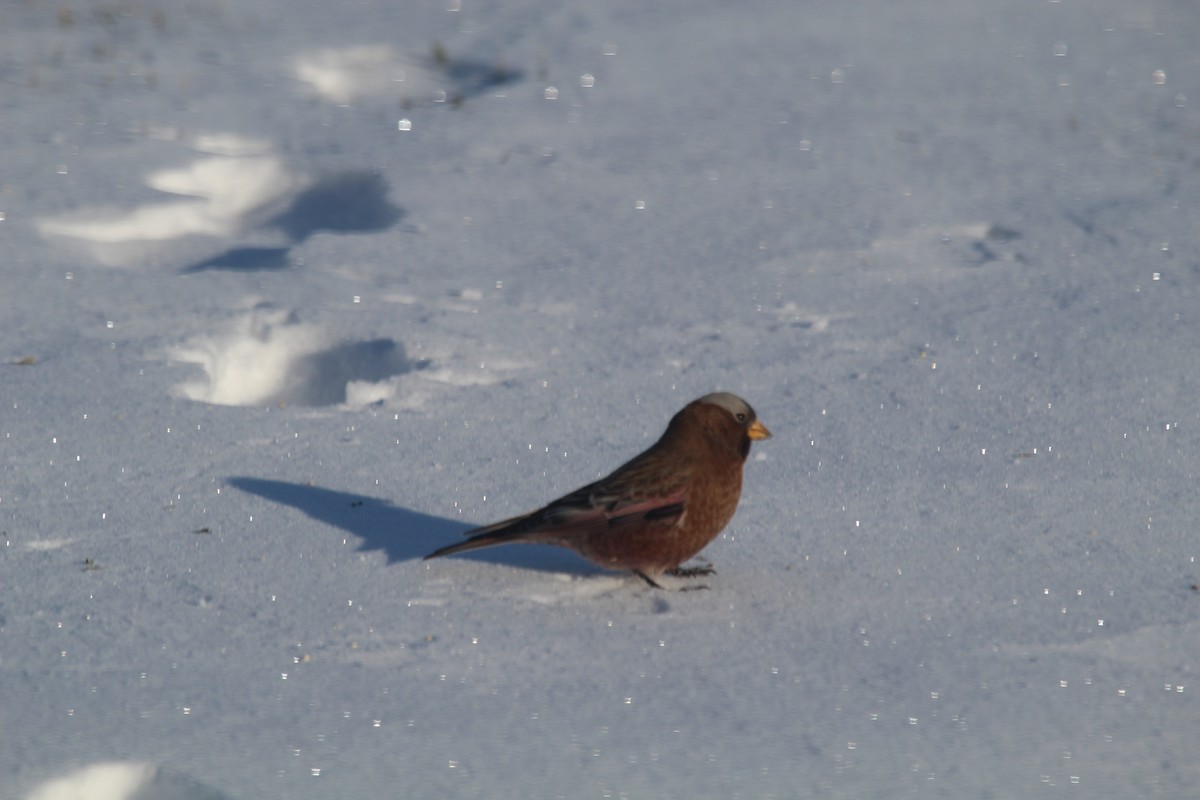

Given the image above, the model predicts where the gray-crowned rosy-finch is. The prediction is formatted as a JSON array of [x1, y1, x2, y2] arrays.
[[424, 392, 770, 587]]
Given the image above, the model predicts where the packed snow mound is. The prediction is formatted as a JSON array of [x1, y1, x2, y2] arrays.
[[37, 155, 312, 268], [170, 306, 411, 407], [291, 43, 521, 105], [39, 157, 310, 245], [25, 762, 234, 800], [36, 143, 400, 270], [293, 45, 442, 105]]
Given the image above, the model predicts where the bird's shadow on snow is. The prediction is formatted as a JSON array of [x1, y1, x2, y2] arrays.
[[226, 477, 603, 576]]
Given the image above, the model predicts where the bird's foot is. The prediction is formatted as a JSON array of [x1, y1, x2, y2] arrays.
[[635, 564, 715, 590], [666, 562, 716, 579]]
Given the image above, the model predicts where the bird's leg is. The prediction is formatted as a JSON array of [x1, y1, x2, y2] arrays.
[[633, 570, 665, 589]]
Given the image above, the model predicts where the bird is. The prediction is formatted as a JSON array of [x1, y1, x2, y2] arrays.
[[424, 392, 771, 587]]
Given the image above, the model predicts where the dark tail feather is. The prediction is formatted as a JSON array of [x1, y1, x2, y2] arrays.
[[423, 514, 539, 560]]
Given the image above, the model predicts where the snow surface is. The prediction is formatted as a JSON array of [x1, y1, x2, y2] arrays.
[[3, 0, 1198, 797]]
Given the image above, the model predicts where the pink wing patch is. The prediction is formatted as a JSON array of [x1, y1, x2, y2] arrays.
[[602, 488, 687, 529]]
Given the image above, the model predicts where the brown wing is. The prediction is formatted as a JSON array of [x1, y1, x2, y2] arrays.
[[423, 448, 691, 560]]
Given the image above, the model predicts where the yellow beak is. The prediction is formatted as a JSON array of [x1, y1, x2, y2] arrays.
[[748, 419, 772, 440]]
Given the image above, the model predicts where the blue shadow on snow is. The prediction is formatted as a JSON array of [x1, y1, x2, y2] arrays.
[[226, 476, 602, 577]]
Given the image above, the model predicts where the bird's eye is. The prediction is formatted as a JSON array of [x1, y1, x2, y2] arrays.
[[735, 412, 747, 423]]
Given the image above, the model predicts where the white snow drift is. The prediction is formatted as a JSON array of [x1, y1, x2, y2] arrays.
[[170, 306, 408, 408], [292, 45, 443, 105], [37, 155, 311, 267], [25, 762, 231, 800]]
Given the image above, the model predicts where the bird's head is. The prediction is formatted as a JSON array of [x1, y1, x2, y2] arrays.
[[687, 392, 771, 459]]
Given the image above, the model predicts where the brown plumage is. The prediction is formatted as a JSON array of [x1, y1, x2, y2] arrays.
[[424, 392, 771, 587]]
